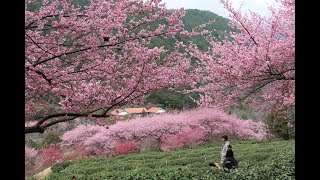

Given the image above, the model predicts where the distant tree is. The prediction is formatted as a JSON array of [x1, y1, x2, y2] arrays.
[[265, 108, 295, 140]]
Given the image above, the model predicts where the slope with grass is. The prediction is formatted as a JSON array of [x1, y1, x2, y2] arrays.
[[45, 140, 294, 179]]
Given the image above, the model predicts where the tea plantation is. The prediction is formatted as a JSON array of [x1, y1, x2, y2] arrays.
[[45, 140, 294, 179]]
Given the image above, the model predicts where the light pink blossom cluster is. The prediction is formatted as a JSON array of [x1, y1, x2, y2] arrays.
[[61, 108, 266, 155], [39, 145, 64, 166], [25, 146, 42, 176], [25, 146, 38, 159], [113, 141, 139, 155], [192, 0, 295, 112], [25, 0, 210, 134], [25, 121, 37, 128], [63, 144, 88, 160], [25, 0, 201, 119], [161, 127, 205, 151]]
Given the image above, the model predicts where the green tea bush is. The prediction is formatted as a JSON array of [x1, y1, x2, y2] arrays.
[[51, 161, 72, 173], [47, 140, 294, 179]]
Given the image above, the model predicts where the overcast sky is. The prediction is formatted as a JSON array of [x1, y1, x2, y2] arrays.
[[161, 0, 278, 18]]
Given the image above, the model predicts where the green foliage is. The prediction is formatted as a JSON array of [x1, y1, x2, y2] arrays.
[[240, 114, 248, 120], [47, 140, 294, 179], [26, 0, 42, 11], [146, 89, 198, 110], [51, 161, 72, 173], [42, 132, 62, 146], [26, 132, 62, 150], [71, 0, 90, 8], [183, 9, 230, 32], [179, 9, 233, 51], [26, 139, 42, 150], [265, 110, 295, 140], [107, 118, 117, 125], [226, 102, 267, 122]]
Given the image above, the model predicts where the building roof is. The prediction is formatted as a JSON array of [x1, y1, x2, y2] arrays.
[[109, 109, 123, 116], [148, 107, 165, 113], [118, 111, 129, 116], [125, 107, 149, 114], [148, 107, 160, 113], [155, 109, 165, 113]]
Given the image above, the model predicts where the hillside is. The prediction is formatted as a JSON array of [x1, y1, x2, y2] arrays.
[[148, 9, 231, 51], [44, 140, 294, 179]]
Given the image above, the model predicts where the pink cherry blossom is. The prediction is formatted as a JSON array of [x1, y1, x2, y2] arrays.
[[61, 108, 266, 155], [25, 0, 204, 133], [192, 0, 294, 112]]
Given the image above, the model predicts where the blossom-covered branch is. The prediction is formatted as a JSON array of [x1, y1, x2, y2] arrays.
[[25, 0, 203, 133], [194, 0, 295, 111]]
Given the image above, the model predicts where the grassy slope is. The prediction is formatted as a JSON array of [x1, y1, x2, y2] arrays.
[[46, 140, 294, 180]]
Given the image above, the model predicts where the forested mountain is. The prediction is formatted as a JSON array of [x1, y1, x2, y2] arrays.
[[148, 9, 232, 52]]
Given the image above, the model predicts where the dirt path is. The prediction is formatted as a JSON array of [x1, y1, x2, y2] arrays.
[[34, 167, 52, 180]]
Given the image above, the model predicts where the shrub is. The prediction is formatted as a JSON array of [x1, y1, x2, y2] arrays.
[[139, 137, 161, 152], [51, 161, 72, 173], [240, 114, 248, 120], [265, 110, 295, 140], [180, 128, 205, 148], [25, 146, 38, 159], [63, 144, 88, 161], [113, 141, 139, 156], [161, 134, 185, 151], [25, 146, 42, 177], [47, 140, 295, 179], [26, 139, 42, 149], [161, 128, 205, 151], [39, 145, 63, 166], [61, 108, 266, 155], [42, 132, 62, 146]]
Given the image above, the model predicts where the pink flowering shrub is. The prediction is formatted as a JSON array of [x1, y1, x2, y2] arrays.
[[60, 125, 107, 147], [63, 144, 88, 161], [113, 141, 139, 156], [61, 108, 266, 155], [180, 128, 205, 148], [25, 146, 38, 159], [161, 134, 185, 151], [87, 148, 105, 157], [139, 137, 161, 152], [39, 145, 63, 166], [25, 146, 40, 176], [161, 128, 205, 151]]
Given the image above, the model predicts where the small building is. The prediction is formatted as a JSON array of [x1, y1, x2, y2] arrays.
[[109, 109, 128, 116], [125, 107, 149, 114], [108, 107, 165, 119], [148, 107, 165, 113]]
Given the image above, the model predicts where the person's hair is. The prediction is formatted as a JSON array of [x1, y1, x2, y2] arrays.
[[222, 135, 228, 141]]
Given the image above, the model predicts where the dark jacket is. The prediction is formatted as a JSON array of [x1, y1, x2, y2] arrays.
[[224, 148, 238, 170]]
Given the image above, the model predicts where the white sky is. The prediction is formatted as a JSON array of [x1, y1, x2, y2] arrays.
[[161, 0, 278, 18]]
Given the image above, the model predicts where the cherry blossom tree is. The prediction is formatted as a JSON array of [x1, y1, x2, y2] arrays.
[[25, 0, 201, 133], [192, 0, 295, 111]]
